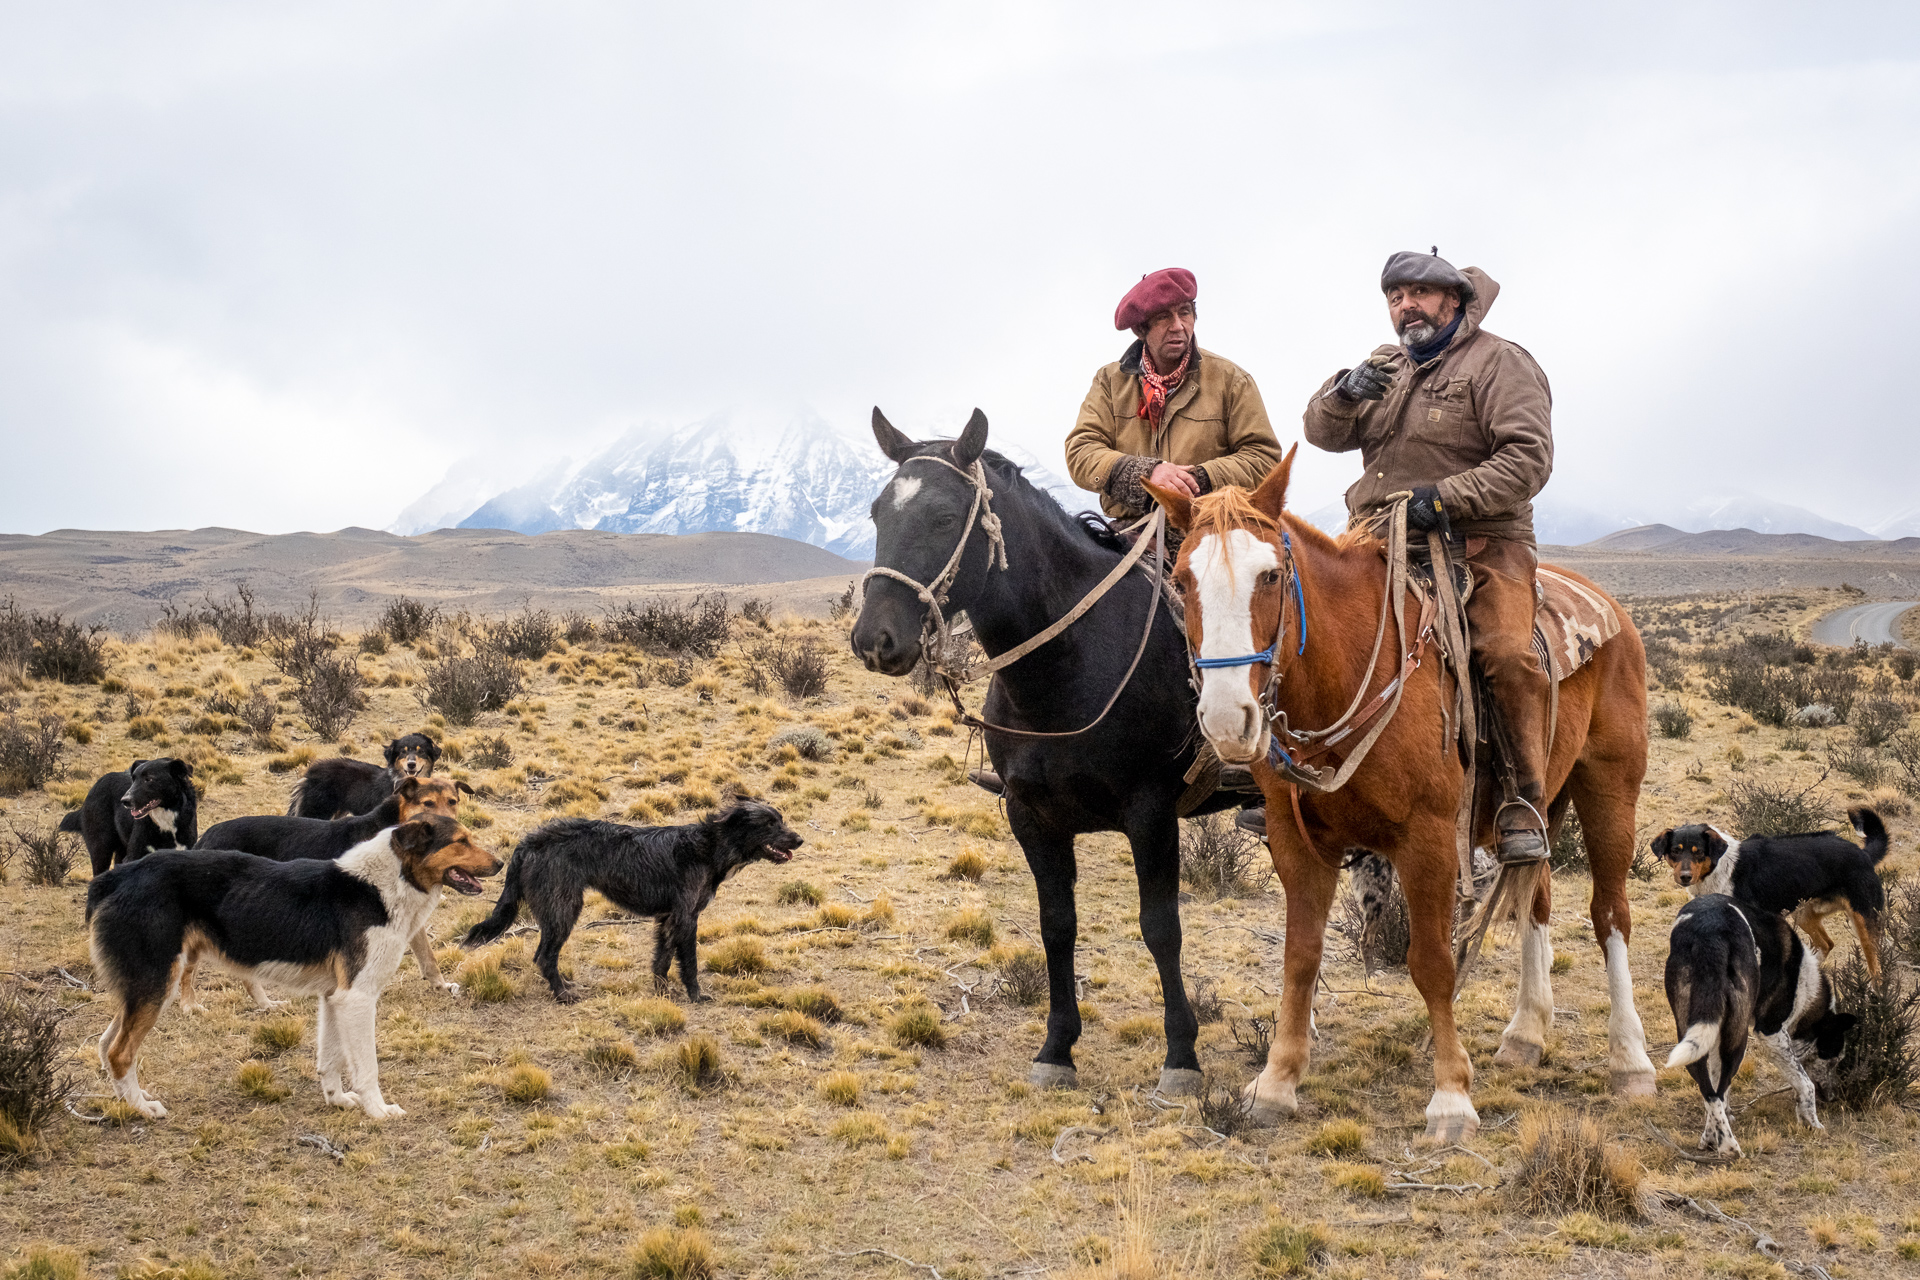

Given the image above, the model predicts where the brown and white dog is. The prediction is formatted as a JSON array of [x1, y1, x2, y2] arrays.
[[86, 815, 500, 1120]]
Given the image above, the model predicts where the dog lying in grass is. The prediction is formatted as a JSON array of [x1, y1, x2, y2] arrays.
[[87, 814, 500, 1121], [191, 775, 475, 1005], [463, 800, 803, 1003]]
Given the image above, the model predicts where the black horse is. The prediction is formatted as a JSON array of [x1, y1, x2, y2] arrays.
[[852, 407, 1233, 1093]]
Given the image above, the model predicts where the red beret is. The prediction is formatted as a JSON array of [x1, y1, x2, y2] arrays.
[[1114, 268, 1197, 331]]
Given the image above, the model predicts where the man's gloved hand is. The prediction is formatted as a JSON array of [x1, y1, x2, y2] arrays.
[[1335, 355, 1393, 402], [1407, 485, 1452, 536]]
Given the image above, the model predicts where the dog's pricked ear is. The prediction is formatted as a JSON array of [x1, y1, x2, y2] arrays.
[[384, 740, 403, 766], [872, 408, 916, 463], [456, 780, 475, 796], [169, 758, 193, 778], [129, 759, 149, 773], [950, 408, 989, 468], [397, 776, 424, 801], [424, 737, 443, 761], [1649, 829, 1675, 861]]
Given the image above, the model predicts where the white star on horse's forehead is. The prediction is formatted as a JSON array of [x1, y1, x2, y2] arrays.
[[889, 476, 923, 509]]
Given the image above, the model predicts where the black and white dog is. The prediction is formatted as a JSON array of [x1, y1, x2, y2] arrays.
[[288, 733, 443, 818], [195, 775, 475, 1002], [87, 814, 500, 1120], [463, 800, 803, 1003], [59, 759, 200, 874], [1651, 808, 1890, 977], [1665, 893, 1856, 1155]]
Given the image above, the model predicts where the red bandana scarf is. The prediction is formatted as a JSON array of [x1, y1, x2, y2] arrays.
[[1136, 345, 1191, 436]]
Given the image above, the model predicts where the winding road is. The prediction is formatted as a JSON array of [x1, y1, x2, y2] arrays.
[[1811, 600, 1916, 649]]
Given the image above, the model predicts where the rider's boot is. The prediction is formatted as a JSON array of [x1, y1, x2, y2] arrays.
[[1495, 783, 1549, 865], [968, 769, 1005, 796], [1234, 806, 1267, 837]]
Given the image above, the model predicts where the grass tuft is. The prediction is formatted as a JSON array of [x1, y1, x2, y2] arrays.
[[249, 1016, 304, 1056], [618, 997, 688, 1037], [944, 907, 995, 949], [785, 986, 843, 1023], [818, 1070, 860, 1106], [1247, 1219, 1332, 1276], [457, 954, 516, 1002], [705, 936, 768, 977], [1504, 1109, 1645, 1220], [501, 1062, 552, 1104], [1112, 1015, 1161, 1046], [831, 1111, 889, 1148], [629, 1226, 717, 1280], [584, 1040, 643, 1077], [775, 879, 824, 906], [757, 1010, 827, 1048], [1303, 1118, 1367, 1157], [2, 1246, 88, 1280], [889, 1005, 947, 1050], [670, 1035, 727, 1093], [235, 1060, 290, 1102], [944, 848, 988, 881]]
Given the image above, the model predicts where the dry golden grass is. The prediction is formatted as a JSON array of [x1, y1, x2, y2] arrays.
[[2, 594, 1917, 1276]]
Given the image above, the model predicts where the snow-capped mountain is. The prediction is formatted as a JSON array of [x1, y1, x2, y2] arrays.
[[389, 407, 1081, 560]]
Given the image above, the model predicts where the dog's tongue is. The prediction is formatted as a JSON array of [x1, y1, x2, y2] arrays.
[[128, 800, 160, 819], [446, 868, 483, 895], [765, 844, 795, 863]]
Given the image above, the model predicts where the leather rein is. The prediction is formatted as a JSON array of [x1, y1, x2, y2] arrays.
[[1184, 497, 1435, 866], [858, 451, 1166, 741]]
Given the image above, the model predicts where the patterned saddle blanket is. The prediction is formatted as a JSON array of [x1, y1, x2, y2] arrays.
[[1534, 565, 1621, 680]]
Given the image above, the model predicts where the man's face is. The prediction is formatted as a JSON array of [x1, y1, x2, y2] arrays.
[[1139, 302, 1196, 372], [1386, 283, 1460, 346]]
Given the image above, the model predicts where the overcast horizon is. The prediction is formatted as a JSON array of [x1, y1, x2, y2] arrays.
[[4, 2, 1918, 540]]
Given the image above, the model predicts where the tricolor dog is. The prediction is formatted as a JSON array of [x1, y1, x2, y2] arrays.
[[189, 775, 475, 1006], [289, 733, 448, 818], [1651, 808, 1889, 977], [1664, 893, 1855, 1155], [60, 758, 200, 874], [86, 814, 500, 1120]]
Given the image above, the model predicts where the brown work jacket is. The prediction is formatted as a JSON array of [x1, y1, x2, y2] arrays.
[[1302, 268, 1552, 543], [1066, 343, 1283, 520]]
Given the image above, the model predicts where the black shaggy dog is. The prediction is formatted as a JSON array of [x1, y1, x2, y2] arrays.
[[289, 733, 443, 818], [59, 759, 199, 874], [464, 801, 803, 1003]]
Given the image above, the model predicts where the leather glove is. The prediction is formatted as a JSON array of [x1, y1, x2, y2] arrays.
[[1407, 485, 1452, 537], [1335, 355, 1393, 401]]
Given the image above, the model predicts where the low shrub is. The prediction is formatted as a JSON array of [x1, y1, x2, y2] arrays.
[[745, 633, 830, 700], [423, 651, 524, 726], [8, 825, 73, 888], [470, 734, 513, 769], [0, 984, 74, 1165], [0, 714, 65, 795], [487, 605, 558, 660], [379, 596, 441, 645], [768, 725, 835, 762], [261, 593, 336, 680], [995, 947, 1048, 1006], [1549, 807, 1588, 873], [1179, 811, 1269, 897], [1651, 700, 1693, 739], [604, 594, 732, 657], [296, 653, 365, 740], [0, 602, 110, 685], [1823, 956, 1919, 1111], [1196, 1069, 1256, 1140], [238, 684, 278, 744], [1729, 774, 1832, 836]]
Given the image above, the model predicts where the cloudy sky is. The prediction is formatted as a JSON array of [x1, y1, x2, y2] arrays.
[[3, 1, 1917, 537]]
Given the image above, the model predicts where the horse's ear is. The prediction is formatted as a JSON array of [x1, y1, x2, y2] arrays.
[[872, 408, 916, 463], [1143, 479, 1193, 532], [951, 408, 989, 467], [1250, 443, 1298, 523]]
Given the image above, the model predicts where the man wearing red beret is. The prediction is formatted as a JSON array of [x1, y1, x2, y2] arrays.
[[1066, 268, 1283, 522]]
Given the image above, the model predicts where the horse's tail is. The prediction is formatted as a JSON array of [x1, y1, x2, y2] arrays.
[[1452, 860, 1548, 995]]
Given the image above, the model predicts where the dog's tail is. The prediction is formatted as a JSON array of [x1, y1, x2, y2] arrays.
[[58, 809, 82, 834], [1666, 930, 1734, 1069], [1850, 807, 1889, 865], [285, 777, 306, 818], [463, 844, 528, 947]]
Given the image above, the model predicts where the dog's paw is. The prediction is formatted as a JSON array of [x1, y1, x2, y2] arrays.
[[257, 996, 290, 1010], [178, 1000, 208, 1016], [437, 981, 462, 997], [689, 991, 713, 1004], [326, 1089, 363, 1110], [133, 1096, 168, 1119], [364, 1101, 405, 1121]]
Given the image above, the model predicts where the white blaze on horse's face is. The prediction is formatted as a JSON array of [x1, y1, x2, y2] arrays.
[[1189, 529, 1278, 763], [889, 475, 923, 509]]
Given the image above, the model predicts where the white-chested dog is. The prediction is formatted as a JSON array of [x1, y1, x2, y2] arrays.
[[86, 815, 500, 1120]]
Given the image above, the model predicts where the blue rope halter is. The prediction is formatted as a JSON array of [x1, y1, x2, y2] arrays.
[[1190, 530, 1307, 668]]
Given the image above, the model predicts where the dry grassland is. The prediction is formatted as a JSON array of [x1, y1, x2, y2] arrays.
[[3, 589, 1918, 1279]]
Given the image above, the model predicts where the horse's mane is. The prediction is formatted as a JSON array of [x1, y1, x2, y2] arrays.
[[942, 445, 1127, 555], [1186, 487, 1369, 559]]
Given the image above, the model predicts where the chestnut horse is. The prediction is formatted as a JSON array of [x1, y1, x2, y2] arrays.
[[1148, 450, 1654, 1141]]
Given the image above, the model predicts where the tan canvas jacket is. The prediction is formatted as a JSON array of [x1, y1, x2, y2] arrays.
[[1301, 269, 1552, 543], [1065, 343, 1283, 520]]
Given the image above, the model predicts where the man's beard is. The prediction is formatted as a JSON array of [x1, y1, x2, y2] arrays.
[[1398, 312, 1439, 347]]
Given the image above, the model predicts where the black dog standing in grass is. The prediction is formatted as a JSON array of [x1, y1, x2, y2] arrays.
[[59, 758, 199, 874], [463, 800, 803, 1003], [289, 732, 442, 818]]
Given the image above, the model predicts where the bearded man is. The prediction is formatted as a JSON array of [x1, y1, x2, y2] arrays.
[[1066, 268, 1283, 522], [1303, 250, 1555, 863]]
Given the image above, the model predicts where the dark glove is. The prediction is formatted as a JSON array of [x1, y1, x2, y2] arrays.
[[1335, 356, 1393, 402], [1407, 485, 1452, 537]]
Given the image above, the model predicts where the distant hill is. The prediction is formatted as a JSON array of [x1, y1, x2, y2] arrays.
[[0, 526, 867, 628], [1543, 524, 1920, 597]]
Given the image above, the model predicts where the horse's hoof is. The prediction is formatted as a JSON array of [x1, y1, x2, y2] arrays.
[[1155, 1068, 1204, 1097], [1028, 1062, 1079, 1091], [1610, 1070, 1657, 1098], [1242, 1081, 1296, 1127], [1493, 1039, 1543, 1069], [1422, 1091, 1480, 1145]]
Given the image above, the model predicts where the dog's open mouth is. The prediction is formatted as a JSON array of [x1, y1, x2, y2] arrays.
[[126, 799, 161, 819], [765, 843, 796, 863], [444, 868, 485, 895]]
